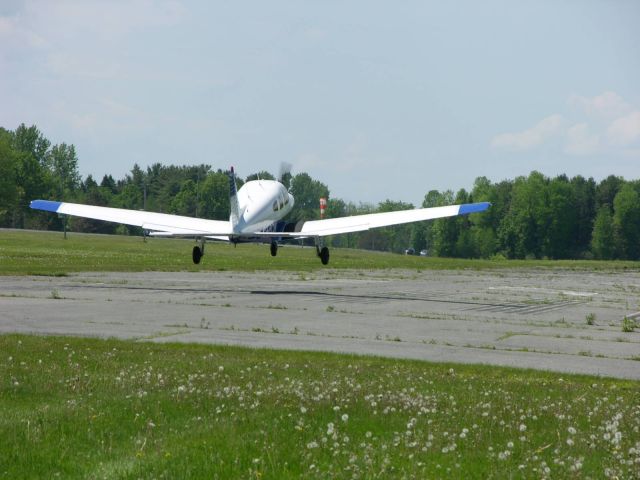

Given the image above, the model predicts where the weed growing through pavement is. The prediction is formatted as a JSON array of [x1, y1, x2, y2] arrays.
[[48, 289, 62, 300], [622, 317, 636, 333]]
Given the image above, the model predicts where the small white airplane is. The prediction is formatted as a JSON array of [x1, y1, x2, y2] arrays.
[[30, 167, 490, 265]]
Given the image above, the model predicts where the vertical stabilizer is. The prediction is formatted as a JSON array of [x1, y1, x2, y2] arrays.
[[228, 167, 240, 229]]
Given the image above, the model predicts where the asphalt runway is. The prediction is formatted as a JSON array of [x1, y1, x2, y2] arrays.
[[1, 268, 639, 380]]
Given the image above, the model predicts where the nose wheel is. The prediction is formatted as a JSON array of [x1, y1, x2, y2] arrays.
[[270, 241, 278, 257]]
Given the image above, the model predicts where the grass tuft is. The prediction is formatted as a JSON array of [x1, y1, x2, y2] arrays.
[[622, 316, 636, 333]]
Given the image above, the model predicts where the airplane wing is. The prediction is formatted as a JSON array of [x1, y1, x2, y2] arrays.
[[294, 202, 490, 237], [30, 200, 233, 236], [31, 199, 489, 238]]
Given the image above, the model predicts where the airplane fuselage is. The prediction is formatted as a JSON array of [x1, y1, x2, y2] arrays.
[[234, 179, 295, 234]]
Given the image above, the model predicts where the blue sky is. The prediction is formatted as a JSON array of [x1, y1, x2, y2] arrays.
[[1, 0, 639, 205]]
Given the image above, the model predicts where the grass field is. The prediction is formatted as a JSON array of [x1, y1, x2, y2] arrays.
[[1, 228, 639, 276], [1, 334, 639, 479]]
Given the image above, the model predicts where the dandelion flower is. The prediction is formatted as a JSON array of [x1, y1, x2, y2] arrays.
[[327, 423, 335, 435]]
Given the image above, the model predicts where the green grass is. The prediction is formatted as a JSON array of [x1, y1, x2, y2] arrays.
[[1, 229, 639, 275], [1, 334, 638, 479]]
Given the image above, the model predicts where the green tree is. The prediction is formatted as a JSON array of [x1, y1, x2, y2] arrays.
[[288, 173, 329, 222], [13, 124, 50, 166], [497, 172, 548, 259], [73, 176, 116, 234], [596, 175, 624, 211], [198, 170, 230, 220], [47, 143, 81, 198], [0, 128, 18, 226], [170, 179, 198, 216], [10, 124, 53, 228], [591, 206, 615, 259], [427, 190, 456, 257], [570, 175, 596, 256], [375, 199, 415, 253], [612, 184, 640, 260], [100, 175, 118, 194], [543, 176, 578, 259]]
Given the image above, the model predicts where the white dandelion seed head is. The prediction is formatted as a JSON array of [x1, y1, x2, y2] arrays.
[[327, 422, 335, 435]]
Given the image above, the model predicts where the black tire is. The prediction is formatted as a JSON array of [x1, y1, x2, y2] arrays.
[[319, 246, 330, 265], [192, 246, 202, 264], [270, 242, 278, 257]]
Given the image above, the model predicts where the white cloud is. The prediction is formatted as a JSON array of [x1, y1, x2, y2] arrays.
[[606, 111, 640, 147], [0, 11, 46, 49], [0, 1, 186, 76], [47, 51, 122, 79], [492, 92, 640, 157], [568, 91, 631, 119], [491, 114, 565, 151], [26, 0, 186, 41], [564, 123, 600, 156]]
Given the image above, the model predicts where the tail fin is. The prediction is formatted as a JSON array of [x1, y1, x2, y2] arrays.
[[228, 166, 240, 228]]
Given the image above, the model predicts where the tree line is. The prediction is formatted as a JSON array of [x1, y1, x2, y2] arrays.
[[1, 124, 639, 260]]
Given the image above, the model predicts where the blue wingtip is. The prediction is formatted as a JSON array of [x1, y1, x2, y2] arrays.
[[30, 200, 63, 213], [458, 202, 491, 215]]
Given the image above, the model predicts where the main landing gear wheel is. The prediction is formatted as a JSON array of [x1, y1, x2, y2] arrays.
[[270, 241, 278, 257], [319, 246, 330, 265], [192, 245, 203, 264]]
